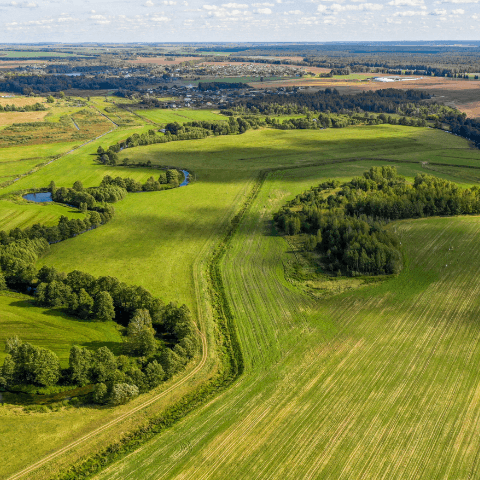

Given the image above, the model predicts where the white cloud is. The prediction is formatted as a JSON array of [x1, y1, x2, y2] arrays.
[[5, 1, 38, 7], [394, 9, 427, 14], [388, 0, 424, 5], [254, 7, 272, 13], [358, 3, 383, 10], [202, 4, 217, 9], [284, 9, 302, 13], [222, 2, 248, 6], [317, 2, 382, 12], [252, 2, 274, 5], [162, 1, 176, 4], [441, 0, 479, 3], [144, 0, 154, 5], [451, 7, 465, 12], [151, 14, 170, 20], [430, 8, 447, 14]]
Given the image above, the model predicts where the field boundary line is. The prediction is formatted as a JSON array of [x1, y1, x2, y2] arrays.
[[89, 105, 120, 127], [6, 175, 261, 480], [0, 127, 117, 192], [9, 155, 480, 479]]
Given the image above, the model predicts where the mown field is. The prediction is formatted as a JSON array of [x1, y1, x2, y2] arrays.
[[2, 123, 480, 479], [133, 108, 227, 125], [96, 163, 480, 480]]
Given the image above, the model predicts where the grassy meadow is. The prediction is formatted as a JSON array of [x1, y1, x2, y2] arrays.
[[0, 292, 123, 367], [133, 108, 227, 125], [3, 120, 480, 478]]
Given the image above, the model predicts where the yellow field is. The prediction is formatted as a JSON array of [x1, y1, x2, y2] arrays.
[[0, 111, 50, 126]]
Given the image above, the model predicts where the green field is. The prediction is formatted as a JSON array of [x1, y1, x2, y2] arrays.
[[0, 199, 84, 231], [3, 123, 480, 478], [97, 167, 480, 480], [0, 292, 123, 367], [133, 108, 227, 125]]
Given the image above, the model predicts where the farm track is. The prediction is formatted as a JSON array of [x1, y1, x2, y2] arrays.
[[4, 127, 116, 189]]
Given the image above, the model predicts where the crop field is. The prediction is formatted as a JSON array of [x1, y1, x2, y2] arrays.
[[0, 108, 112, 148], [0, 96, 49, 107], [133, 108, 227, 125], [127, 56, 202, 66], [96, 164, 480, 480], [89, 97, 144, 126], [3, 123, 480, 479], [0, 111, 50, 126]]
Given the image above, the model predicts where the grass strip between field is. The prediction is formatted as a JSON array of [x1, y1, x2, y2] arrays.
[[8, 168, 267, 480]]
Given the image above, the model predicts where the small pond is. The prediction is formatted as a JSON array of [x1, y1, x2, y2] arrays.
[[23, 192, 53, 203]]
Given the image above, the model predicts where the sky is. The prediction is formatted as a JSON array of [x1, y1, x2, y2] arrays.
[[0, 0, 479, 43]]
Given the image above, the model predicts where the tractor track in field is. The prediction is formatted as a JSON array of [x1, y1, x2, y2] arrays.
[[9, 156, 480, 480]]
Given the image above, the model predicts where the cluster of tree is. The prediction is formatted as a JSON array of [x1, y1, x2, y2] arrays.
[[0, 75, 161, 94], [97, 117, 263, 162], [275, 166, 480, 276], [1, 300, 197, 404], [0, 102, 46, 112], [197, 82, 249, 91], [440, 113, 480, 148], [269, 112, 427, 130], [231, 88, 432, 116], [51, 179, 127, 208], [0, 247, 198, 405]]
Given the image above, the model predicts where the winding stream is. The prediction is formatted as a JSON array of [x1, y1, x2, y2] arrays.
[[22, 170, 190, 204]]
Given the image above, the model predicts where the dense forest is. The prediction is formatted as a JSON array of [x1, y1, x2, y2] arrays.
[[231, 88, 432, 115], [197, 82, 249, 91], [275, 166, 480, 276], [0, 177, 198, 406], [0, 74, 162, 94]]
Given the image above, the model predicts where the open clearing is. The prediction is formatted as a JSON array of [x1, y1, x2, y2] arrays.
[[0, 292, 123, 366], [3, 122, 480, 479]]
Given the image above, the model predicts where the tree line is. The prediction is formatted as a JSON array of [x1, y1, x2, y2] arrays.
[[440, 113, 480, 148], [231, 88, 432, 116], [197, 82, 249, 91], [0, 102, 46, 112], [275, 166, 480, 276], [96, 117, 266, 161], [0, 74, 162, 94]]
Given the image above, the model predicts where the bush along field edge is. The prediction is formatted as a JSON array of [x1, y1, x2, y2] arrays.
[[42, 173, 269, 480]]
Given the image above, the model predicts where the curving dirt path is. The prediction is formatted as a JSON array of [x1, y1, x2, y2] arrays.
[[6, 330, 208, 480]]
